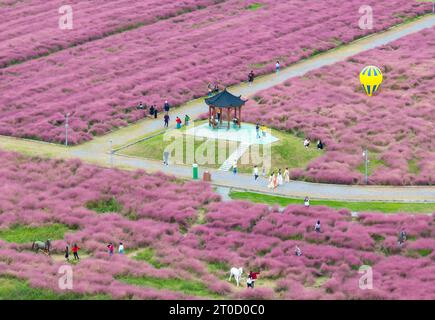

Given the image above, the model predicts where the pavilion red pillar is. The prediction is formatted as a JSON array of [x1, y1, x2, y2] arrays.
[[238, 106, 242, 128]]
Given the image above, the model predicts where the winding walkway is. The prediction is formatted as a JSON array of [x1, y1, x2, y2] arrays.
[[0, 15, 434, 202]]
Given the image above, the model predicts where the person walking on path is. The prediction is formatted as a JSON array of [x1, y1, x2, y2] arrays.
[[275, 61, 280, 73], [277, 169, 283, 186], [273, 171, 278, 191], [176, 116, 182, 129], [154, 108, 158, 119], [284, 167, 290, 183], [65, 245, 69, 262], [268, 172, 274, 189], [107, 243, 114, 257], [314, 220, 321, 233], [149, 105, 155, 117], [164, 100, 170, 113], [72, 243, 80, 261], [163, 150, 170, 166], [262, 165, 266, 177], [253, 165, 259, 181], [304, 196, 310, 208], [118, 242, 125, 254], [256, 123, 260, 138], [184, 114, 190, 126], [248, 70, 255, 86], [232, 160, 237, 175], [164, 114, 170, 128], [261, 125, 267, 137]]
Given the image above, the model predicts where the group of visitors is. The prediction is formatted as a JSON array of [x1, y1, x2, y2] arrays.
[[246, 271, 260, 289], [107, 242, 125, 256], [267, 168, 290, 190], [255, 123, 267, 139], [64, 243, 80, 262], [304, 138, 324, 150], [208, 83, 220, 96]]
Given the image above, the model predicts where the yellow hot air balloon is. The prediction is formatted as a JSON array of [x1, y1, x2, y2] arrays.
[[360, 66, 383, 96]]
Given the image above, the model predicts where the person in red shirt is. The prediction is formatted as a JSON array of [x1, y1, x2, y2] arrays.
[[107, 243, 114, 257], [72, 243, 80, 261], [249, 271, 260, 288], [176, 116, 182, 129]]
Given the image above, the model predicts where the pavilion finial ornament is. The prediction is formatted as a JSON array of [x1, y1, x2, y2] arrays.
[[359, 66, 383, 96]]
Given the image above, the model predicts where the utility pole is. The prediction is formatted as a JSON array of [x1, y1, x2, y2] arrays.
[[65, 113, 70, 147], [362, 149, 369, 185]]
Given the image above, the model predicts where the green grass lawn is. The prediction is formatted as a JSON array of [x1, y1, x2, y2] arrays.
[[118, 124, 238, 169], [118, 123, 323, 173], [237, 128, 323, 173], [117, 275, 221, 298], [0, 224, 72, 243], [229, 191, 435, 214], [86, 197, 123, 213], [0, 276, 110, 300], [133, 248, 168, 269]]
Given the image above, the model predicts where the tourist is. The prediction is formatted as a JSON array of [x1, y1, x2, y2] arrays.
[[304, 138, 310, 148], [317, 140, 324, 150], [164, 100, 170, 113], [72, 243, 80, 260], [295, 246, 302, 256], [256, 123, 260, 138], [276, 61, 280, 73], [248, 70, 255, 86], [65, 245, 69, 262], [262, 166, 266, 177], [247, 276, 253, 289], [284, 167, 290, 183], [273, 172, 278, 191], [249, 271, 260, 288], [176, 116, 182, 129], [149, 105, 155, 117], [107, 243, 114, 257], [232, 160, 237, 175], [261, 125, 267, 137], [163, 151, 170, 166], [398, 229, 407, 246], [164, 114, 170, 127], [268, 172, 274, 189], [118, 242, 125, 254], [253, 165, 259, 180], [314, 220, 321, 233], [277, 169, 283, 185], [185, 114, 190, 126], [154, 108, 158, 119], [304, 196, 310, 208], [137, 101, 146, 110]]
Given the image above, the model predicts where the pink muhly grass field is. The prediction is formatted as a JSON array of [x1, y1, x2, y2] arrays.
[[244, 27, 435, 185], [0, 0, 430, 144], [0, 151, 433, 299]]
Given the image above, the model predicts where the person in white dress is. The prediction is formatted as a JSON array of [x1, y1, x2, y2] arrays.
[[277, 169, 283, 186], [304, 138, 310, 148], [304, 196, 310, 208], [268, 173, 274, 189], [284, 167, 290, 183]]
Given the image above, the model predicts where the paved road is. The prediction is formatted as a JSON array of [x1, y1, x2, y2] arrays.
[[0, 15, 434, 202]]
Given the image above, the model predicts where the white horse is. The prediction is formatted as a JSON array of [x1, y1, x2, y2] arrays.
[[228, 267, 243, 287]]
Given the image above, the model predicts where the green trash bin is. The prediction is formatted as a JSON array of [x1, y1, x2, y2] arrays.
[[192, 163, 198, 180]]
